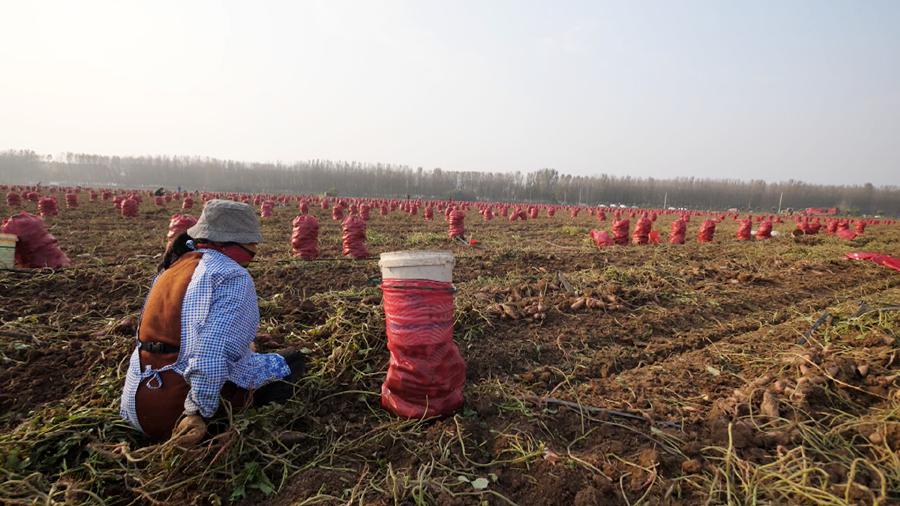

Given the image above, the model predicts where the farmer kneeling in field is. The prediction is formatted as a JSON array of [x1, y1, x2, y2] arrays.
[[119, 199, 304, 445]]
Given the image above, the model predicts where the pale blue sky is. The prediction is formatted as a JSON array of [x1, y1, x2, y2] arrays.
[[1, 1, 898, 185]]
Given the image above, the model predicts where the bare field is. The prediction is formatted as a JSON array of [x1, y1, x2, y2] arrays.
[[2, 195, 899, 505]]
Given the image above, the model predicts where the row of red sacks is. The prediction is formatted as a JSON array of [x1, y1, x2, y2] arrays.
[[7, 188, 896, 230], [8, 184, 898, 235]]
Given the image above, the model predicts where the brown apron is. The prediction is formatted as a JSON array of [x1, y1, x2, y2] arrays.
[[134, 252, 250, 439]]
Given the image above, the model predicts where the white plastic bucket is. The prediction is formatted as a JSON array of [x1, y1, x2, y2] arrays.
[[0, 233, 16, 268], [378, 250, 455, 282]]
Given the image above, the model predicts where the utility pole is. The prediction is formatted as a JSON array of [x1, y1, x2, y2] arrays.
[[777, 192, 784, 214], [663, 192, 668, 209]]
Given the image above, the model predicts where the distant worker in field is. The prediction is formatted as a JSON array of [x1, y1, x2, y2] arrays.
[[119, 199, 304, 445]]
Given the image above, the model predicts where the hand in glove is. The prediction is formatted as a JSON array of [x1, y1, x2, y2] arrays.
[[170, 414, 207, 447]]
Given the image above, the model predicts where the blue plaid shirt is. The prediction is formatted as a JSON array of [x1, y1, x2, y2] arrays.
[[120, 250, 290, 432]]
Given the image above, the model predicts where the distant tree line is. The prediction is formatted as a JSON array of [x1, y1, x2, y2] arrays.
[[1, 149, 897, 215]]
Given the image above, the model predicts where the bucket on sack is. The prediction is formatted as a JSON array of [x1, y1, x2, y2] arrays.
[[378, 251, 455, 282], [378, 250, 465, 418], [0, 233, 16, 268]]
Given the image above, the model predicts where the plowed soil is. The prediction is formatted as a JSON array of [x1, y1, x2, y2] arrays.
[[1, 195, 898, 505]]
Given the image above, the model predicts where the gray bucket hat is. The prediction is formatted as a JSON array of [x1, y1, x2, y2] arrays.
[[187, 199, 263, 244]]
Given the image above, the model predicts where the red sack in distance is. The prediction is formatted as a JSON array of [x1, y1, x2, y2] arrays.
[[632, 216, 651, 245], [121, 198, 139, 218], [590, 229, 612, 248], [341, 215, 368, 258], [38, 197, 58, 217], [837, 228, 858, 241], [611, 219, 630, 245], [755, 221, 773, 240], [166, 214, 197, 247], [291, 214, 320, 260], [448, 209, 465, 239], [736, 220, 752, 241], [381, 278, 465, 418], [669, 219, 686, 245], [698, 219, 716, 243]]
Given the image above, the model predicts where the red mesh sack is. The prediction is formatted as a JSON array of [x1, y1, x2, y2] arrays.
[[611, 219, 630, 245], [669, 219, 686, 244], [38, 197, 58, 217], [1, 212, 71, 268], [121, 198, 139, 218], [855, 221, 866, 234], [597, 211, 606, 222], [182, 197, 194, 210], [570, 208, 579, 218], [166, 214, 197, 247], [837, 228, 858, 241], [154, 196, 165, 207], [448, 209, 465, 239], [332, 205, 344, 221], [341, 215, 368, 258], [632, 216, 651, 245], [381, 278, 465, 418], [547, 207, 555, 217], [291, 215, 320, 260], [65, 193, 78, 209], [590, 229, 612, 248], [482, 208, 492, 221], [697, 219, 716, 243], [755, 221, 773, 240], [6, 192, 21, 208], [529, 207, 538, 219], [846, 252, 900, 272], [360, 204, 371, 221], [297, 200, 309, 215], [380, 205, 388, 216], [736, 220, 752, 241], [260, 201, 274, 218], [423, 206, 434, 221]]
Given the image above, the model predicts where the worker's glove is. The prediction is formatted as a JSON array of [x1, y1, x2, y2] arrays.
[[170, 414, 207, 447]]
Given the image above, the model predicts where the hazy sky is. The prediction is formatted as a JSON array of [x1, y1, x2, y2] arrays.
[[2, 1, 899, 186]]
